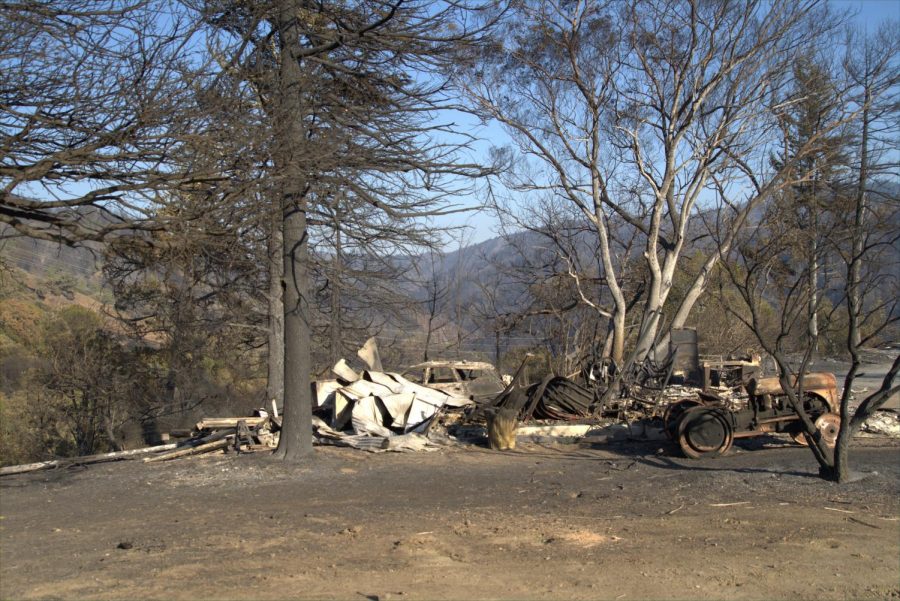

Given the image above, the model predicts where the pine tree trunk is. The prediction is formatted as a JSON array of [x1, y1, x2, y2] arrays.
[[277, 194, 313, 460], [267, 205, 285, 407], [807, 173, 819, 355], [808, 213, 818, 355], [273, 0, 313, 461], [330, 213, 342, 365]]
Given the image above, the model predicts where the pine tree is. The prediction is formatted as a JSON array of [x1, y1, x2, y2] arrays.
[[770, 56, 850, 354]]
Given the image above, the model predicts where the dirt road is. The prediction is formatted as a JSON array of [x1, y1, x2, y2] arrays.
[[809, 348, 900, 410], [2, 437, 898, 600]]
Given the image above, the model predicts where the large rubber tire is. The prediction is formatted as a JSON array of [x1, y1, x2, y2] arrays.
[[677, 407, 734, 459]]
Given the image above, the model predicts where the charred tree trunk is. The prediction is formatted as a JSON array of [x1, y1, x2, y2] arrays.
[[807, 198, 819, 356], [277, 192, 313, 460], [330, 210, 343, 365], [273, 0, 313, 461], [833, 93, 870, 483], [267, 203, 285, 407]]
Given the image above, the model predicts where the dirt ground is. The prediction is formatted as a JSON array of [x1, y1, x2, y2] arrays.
[[2, 435, 899, 601]]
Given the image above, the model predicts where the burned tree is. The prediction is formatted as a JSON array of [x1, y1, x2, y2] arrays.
[[0, 1, 224, 244], [724, 189, 898, 480], [197, 0, 502, 460], [722, 20, 900, 481], [827, 22, 900, 481], [2, 0, 503, 462], [458, 0, 844, 371], [769, 57, 851, 356]]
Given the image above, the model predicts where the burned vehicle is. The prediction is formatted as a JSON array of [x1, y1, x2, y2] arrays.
[[401, 360, 506, 403], [664, 372, 841, 459]]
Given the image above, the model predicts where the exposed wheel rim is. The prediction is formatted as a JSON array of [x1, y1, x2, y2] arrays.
[[663, 399, 702, 440], [815, 413, 840, 447], [678, 407, 733, 459], [789, 413, 840, 448]]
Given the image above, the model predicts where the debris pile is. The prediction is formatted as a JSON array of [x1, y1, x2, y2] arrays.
[[859, 410, 900, 438], [524, 376, 594, 420], [1, 333, 896, 476], [310, 369, 471, 451], [300, 338, 472, 451], [482, 360, 595, 423], [0, 413, 280, 476]]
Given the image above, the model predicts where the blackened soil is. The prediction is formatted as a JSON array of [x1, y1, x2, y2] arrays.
[[2, 436, 898, 600]]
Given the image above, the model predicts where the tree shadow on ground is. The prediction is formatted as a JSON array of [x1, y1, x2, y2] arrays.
[[451, 432, 821, 479], [578, 436, 822, 479]]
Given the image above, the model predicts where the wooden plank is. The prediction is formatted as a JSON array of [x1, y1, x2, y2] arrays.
[[143, 436, 233, 463], [195, 417, 266, 430]]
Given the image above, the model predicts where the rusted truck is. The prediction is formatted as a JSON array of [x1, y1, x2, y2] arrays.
[[664, 372, 841, 458]]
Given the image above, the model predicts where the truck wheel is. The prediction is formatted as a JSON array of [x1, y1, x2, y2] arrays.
[[815, 413, 840, 447], [677, 407, 734, 459]]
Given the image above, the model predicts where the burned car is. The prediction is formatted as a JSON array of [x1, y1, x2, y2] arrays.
[[401, 360, 506, 403]]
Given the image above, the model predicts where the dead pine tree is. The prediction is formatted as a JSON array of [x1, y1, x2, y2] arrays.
[[0, 1, 226, 243], [197, 0, 505, 461], [721, 22, 899, 479]]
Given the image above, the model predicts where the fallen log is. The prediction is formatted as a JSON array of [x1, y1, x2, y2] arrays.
[[0, 429, 234, 476], [0, 443, 179, 476], [143, 436, 233, 463]]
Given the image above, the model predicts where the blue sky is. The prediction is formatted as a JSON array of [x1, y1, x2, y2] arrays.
[[835, 0, 900, 25]]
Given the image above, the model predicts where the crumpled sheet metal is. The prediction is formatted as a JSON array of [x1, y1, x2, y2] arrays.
[[314, 380, 343, 408], [524, 376, 593, 420], [489, 373, 593, 422], [332, 358, 360, 382], [357, 336, 383, 372], [351, 396, 394, 437], [312, 416, 440, 453], [313, 340, 472, 449], [343, 372, 467, 435]]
